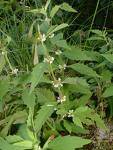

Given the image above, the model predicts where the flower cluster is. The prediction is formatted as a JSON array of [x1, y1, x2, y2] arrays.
[[57, 95, 66, 103], [49, 33, 55, 39], [40, 34, 46, 42], [59, 64, 66, 70], [12, 68, 18, 75], [44, 56, 54, 64], [55, 50, 62, 55], [62, 109, 74, 119], [52, 78, 63, 88], [37, 33, 46, 42], [67, 110, 74, 117]]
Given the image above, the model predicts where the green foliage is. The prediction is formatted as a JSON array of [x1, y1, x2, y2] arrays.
[[48, 136, 91, 150], [0, 1, 112, 150]]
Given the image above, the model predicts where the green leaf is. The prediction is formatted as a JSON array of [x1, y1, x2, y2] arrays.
[[101, 54, 113, 63], [0, 137, 21, 150], [73, 117, 83, 128], [53, 40, 69, 49], [63, 47, 92, 61], [74, 107, 107, 131], [0, 78, 9, 99], [34, 104, 55, 133], [22, 89, 35, 111], [63, 77, 89, 88], [102, 85, 113, 98], [50, 5, 60, 18], [87, 36, 104, 41], [47, 23, 68, 35], [13, 140, 33, 149], [30, 63, 47, 93], [63, 120, 72, 133], [17, 124, 35, 142], [36, 88, 55, 104], [69, 63, 100, 78], [48, 136, 91, 150], [94, 114, 108, 131], [27, 8, 46, 16], [6, 135, 23, 144], [90, 29, 104, 36], [61, 3, 77, 13]]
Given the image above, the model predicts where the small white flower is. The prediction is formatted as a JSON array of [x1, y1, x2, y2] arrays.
[[44, 56, 54, 64], [57, 95, 66, 103], [1, 51, 5, 55], [59, 64, 66, 70], [41, 34, 46, 42], [12, 68, 18, 75], [55, 50, 62, 55], [52, 78, 63, 88], [67, 110, 74, 118], [49, 33, 55, 39]]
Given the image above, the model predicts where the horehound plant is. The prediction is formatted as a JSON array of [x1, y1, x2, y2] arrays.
[[0, 0, 111, 150]]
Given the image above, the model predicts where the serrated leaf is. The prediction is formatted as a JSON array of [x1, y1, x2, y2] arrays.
[[74, 107, 107, 131], [0, 137, 21, 150], [102, 85, 113, 98], [91, 29, 104, 36], [30, 63, 47, 93], [63, 47, 92, 61], [36, 88, 55, 104], [53, 40, 69, 49], [34, 104, 55, 133], [69, 63, 100, 78], [22, 89, 35, 111], [6, 135, 23, 144], [50, 5, 60, 18], [73, 117, 83, 128], [61, 3, 77, 13], [102, 54, 113, 63], [63, 77, 89, 87], [13, 140, 33, 149], [47, 23, 68, 35], [48, 136, 91, 150]]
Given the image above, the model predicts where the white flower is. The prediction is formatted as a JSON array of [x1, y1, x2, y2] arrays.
[[52, 78, 63, 88], [55, 50, 62, 55], [57, 95, 66, 103], [1, 51, 5, 55], [44, 56, 54, 64], [67, 110, 74, 118], [41, 34, 46, 42], [12, 68, 18, 75], [59, 64, 66, 70], [49, 33, 55, 39]]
